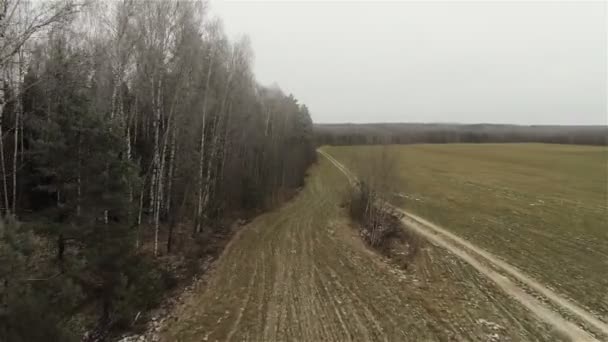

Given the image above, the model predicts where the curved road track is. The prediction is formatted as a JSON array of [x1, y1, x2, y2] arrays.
[[160, 153, 603, 342]]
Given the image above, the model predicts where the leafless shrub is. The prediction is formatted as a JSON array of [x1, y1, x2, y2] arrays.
[[347, 146, 423, 265]]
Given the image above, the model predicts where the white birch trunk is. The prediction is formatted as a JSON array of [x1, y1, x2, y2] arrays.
[[215, 100, 233, 214], [76, 141, 81, 217], [195, 53, 214, 233], [132, 101, 138, 152], [110, 70, 121, 120], [126, 124, 131, 161], [136, 166, 146, 250], [201, 113, 220, 221], [0, 72, 9, 215], [11, 46, 24, 215], [149, 76, 162, 225], [166, 125, 176, 215], [12, 104, 18, 214], [152, 77, 162, 255], [203, 55, 235, 215], [19, 98, 23, 163]]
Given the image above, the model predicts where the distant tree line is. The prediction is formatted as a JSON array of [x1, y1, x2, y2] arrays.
[[0, 1, 315, 340], [316, 123, 608, 146]]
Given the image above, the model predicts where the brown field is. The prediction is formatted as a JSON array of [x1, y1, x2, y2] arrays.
[[159, 155, 565, 341]]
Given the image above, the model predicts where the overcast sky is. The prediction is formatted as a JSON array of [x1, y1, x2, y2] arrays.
[[210, 1, 607, 125]]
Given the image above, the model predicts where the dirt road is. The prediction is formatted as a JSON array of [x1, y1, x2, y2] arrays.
[[320, 149, 607, 341], [160, 155, 577, 341]]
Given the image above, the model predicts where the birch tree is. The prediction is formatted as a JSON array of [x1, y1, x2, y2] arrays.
[[2, 1, 317, 336]]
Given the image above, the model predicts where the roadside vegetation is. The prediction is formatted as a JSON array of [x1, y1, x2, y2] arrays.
[[0, 1, 315, 340], [346, 148, 422, 268], [327, 143, 608, 322]]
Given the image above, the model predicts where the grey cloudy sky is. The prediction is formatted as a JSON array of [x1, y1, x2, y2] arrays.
[[210, 1, 607, 125]]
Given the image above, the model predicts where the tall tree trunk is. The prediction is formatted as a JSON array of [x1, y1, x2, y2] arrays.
[[215, 100, 233, 218], [76, 137, 82, 217], [0, 9, 6, 214], [110, 70, 121, 120], [194, 110, 206, 234], [12, 47, 24, 215], [19, 100, 23, 163], [152, 77, 162, 255], [126, 125, 131, 160], [201, 112, 220, 224], [132, 96, 138, 154], [165, 125, 176, 217], [195, 52, 214, 234], [203, 54, 235, 218], [153, 69, 185, 254], [168, 184, 189, 253], [0, 74, 9, 216], [136, 173, 145, 249], [156, 119, 169, 221], [12, 91, 19, 215], [166, 217, 175, 254]]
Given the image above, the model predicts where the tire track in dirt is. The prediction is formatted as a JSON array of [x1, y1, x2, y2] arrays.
[[320, 148, 606, 341], [225, 258, 259, 341]]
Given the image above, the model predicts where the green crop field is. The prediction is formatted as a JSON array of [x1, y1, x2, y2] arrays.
[[325, 143, 608, 321]]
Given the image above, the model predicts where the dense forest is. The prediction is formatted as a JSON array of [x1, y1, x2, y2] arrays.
[[316, 123, 608, 146], [0, 0, 315, 340]]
